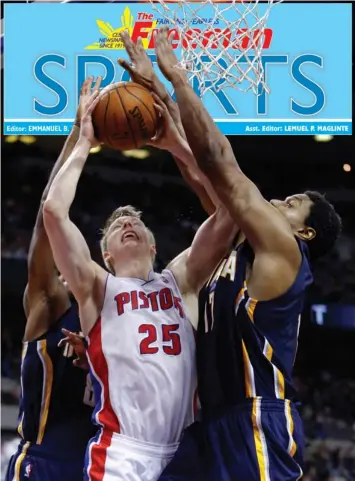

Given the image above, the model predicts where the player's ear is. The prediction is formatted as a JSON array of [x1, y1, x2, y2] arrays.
[[150, 245, 157, 266], [103, 251, 113, 271], [295, 226, 316, 242]]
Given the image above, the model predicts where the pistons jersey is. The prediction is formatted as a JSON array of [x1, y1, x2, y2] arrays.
[[86, 270, 197, 446]]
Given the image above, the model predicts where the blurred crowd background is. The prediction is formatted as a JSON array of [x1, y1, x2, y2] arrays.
[[1, 133, 355, 480]]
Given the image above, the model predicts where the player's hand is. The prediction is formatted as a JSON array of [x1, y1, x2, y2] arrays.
[[118, 31, 168, 101], [147, 93, 184, 152], [155, 28, 187, 84], [75, 76, 102, 125], [79, 90, 100, 147], [58, 329, 89, 370]]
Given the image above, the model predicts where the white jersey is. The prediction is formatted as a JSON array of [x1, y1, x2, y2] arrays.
[[86, 269, 197, 446]]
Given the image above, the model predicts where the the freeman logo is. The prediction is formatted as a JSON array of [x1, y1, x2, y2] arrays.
[[85, 7, 157, 50], [85, 6, 273, 51]]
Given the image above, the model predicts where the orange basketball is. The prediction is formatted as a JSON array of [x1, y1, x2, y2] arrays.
[[92, 82, 158, 151]]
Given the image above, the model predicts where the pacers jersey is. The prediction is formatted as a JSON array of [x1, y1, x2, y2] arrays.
[[17, 303, 96, 458], [87, 270, 197, 446], [197, 239, 313, 417]]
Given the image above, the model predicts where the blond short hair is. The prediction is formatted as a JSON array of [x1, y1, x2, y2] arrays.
[[100, 205, 156, 273]]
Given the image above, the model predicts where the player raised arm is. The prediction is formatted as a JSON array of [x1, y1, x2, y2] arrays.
[[43, 91, 106, 332], [149, 93, 222, 214], [145, 98, 237, 319], [154, 28, 302, 275], [24, 77, 102, 341], [118, 31, 215, 215]]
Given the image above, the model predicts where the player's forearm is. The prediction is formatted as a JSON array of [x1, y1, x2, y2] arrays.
[[150, 75, 187, 141], [171, 78, 238, 177], [44, 137, 91, 218]]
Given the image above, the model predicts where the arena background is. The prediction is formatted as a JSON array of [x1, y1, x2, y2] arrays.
[[1, 2, 355, 481], [2, 131, 355, 480]]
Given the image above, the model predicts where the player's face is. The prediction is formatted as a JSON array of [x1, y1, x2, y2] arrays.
[[106, 216, 155, 261], [270, 194, 314, 232]]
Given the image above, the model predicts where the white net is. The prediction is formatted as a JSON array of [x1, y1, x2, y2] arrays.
[[148, 0, 281, 95]]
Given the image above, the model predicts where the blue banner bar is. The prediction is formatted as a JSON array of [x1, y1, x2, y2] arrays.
[[3, 121, 352, 136]]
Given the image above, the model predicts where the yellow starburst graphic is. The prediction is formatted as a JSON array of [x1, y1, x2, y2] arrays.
[[85, 7, 157, 50]]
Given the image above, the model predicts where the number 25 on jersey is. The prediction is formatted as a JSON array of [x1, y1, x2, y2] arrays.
[[139, 324, 181, 356]]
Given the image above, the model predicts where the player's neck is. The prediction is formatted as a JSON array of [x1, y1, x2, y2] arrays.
[[113, 257, 153, 281]]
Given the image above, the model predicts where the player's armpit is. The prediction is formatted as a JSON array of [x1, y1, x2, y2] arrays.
[[24, 202, 73, 318], [24, 282, 70, 342], [169, 207, 237, 295], [25, 223, 69, 321]]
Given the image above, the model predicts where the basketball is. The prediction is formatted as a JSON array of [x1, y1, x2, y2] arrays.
[[92, 82, 158, 151]]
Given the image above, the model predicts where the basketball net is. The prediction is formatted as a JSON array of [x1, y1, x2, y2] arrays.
[[148, 0, 281, 95]]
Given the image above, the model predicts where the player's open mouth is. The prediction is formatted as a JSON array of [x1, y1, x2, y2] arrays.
[[122, 231, 139, 241]]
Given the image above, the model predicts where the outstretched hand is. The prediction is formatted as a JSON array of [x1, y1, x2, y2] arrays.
[[76, 76, 102, 125], [154, 28, 187, 84], [148, 93, 185, 153], [118, 30, 168, 101], [79, 90, 101, 147], [58, 329, 89, 370]]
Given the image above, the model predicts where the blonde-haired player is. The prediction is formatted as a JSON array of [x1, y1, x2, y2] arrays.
[[99, 205, 157, 274], [43, 88, 235, 481]]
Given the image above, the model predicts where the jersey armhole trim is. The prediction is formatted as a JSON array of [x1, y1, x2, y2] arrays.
[[162, 268, 181, 297], [86, 272, 110, 338]]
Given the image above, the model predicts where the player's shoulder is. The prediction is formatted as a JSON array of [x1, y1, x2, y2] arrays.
[[249, 237, 313, 302]]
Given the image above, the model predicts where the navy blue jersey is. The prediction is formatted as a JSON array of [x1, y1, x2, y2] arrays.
[[17, 303, 96, 459], [197, 238, 313, 417]]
